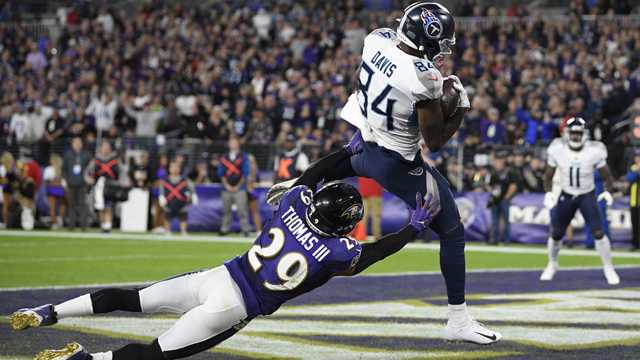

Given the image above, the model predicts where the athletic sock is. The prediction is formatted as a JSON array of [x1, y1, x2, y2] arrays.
[[91, 352, 113, 360], [595, 235, 613, 267], [54, 294, 94, 318], [447, 302, 470, 328], [547, 237, 561, 265], [104, 222, 112, 230]]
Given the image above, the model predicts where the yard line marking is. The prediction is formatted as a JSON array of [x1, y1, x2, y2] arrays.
[[1, 230, 639, 258], [1, 265, 638, 291]]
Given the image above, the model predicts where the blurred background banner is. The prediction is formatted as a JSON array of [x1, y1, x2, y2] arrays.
[[182, 185, 631, 245]]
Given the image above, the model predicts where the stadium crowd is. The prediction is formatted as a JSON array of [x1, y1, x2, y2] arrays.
[[0, 0, 639, 234]]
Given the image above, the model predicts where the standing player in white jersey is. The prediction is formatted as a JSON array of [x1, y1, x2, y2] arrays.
[[267, 2, 501, 344], [541, 117, 620, 284]]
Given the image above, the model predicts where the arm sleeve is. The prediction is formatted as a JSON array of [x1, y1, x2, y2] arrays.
[[352, 226, 417, 274]]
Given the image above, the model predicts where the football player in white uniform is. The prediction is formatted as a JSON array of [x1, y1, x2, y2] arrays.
[[266, 2, 501, 344], [541, 117, 620, 284]]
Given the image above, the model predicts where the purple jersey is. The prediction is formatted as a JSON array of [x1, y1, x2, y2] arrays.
[[225, 185, 362, 318]]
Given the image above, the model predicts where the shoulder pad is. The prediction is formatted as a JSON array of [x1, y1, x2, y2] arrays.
[[587, 140, 606, 151], [364, 28, 397, 49], [413, 61, 443, 100], [548, 138, 564, 150], [367, 28, 398, 41]]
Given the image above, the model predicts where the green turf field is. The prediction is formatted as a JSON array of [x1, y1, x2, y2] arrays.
[[1, 231, 639, 288]]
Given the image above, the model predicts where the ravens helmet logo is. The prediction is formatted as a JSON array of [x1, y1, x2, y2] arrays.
[[341, 204, 363, 220]]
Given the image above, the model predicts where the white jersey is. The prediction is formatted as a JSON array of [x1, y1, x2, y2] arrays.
[[340, 28, 443, 161], [547, 138, 607, 196]]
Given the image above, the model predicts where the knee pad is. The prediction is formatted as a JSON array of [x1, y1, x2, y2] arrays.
[[91, 288, 142, 313]]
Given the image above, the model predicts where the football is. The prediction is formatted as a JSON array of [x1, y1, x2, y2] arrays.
[[441, 78, 460, 118]]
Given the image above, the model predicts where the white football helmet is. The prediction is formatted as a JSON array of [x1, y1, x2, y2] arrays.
[[564, 117, 588, 150]]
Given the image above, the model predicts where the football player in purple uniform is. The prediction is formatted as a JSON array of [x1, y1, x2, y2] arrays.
[[10, 182, 438, 360]]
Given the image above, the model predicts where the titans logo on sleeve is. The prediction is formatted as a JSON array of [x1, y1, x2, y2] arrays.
[[225, 186, 362, 318]]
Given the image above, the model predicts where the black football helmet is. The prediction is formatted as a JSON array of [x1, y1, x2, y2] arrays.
[[397, 2, 456, 61], [305, 181, 363, 237]]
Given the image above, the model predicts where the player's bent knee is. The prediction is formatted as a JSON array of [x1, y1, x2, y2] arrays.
[[91, 288, 142, 313], [593, 230, 605, 240]]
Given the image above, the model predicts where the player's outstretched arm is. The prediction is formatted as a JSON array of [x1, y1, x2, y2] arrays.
[[347, 193, 438, 275]]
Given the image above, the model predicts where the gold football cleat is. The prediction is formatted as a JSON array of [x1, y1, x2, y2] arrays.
[[9, 311, 40, 330], [34, 343, 83, 360]]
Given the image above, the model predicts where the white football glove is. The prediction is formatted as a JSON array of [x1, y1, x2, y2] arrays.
[[158, 195, 167, 207], [191, 193, 199, 205], [444, 75, 470, 109], [543, 192, 557, 209], [597, 191, 613, 206]]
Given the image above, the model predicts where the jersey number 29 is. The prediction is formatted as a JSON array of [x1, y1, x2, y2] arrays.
[[358, 62, 396, 130], [248, 227, 308, 291]]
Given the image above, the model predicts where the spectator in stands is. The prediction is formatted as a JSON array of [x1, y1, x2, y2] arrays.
[[63, 137, 90, 231], [245, 109, 273, 145], [204, 106, 229, 143], [9, 103, 30, 144], [43, 154, 65, 229], [86, 91, 118, 136], [480, 108, 507, 145], [231, 99, 251, 139], [159, 161, 196, 236], [273, 133, 310, 183], [358, 177, 383, 238], [521, 154, 546, 193], [217, 136, 251, 236], [86, 141, 120, 233], [189, 160, 211, 185], [123, 96, 164, 138], [487, 151, 521, 244], [39, 109, 64, 162], [129, 152, 151, 189], [625, 149, 640, 251]]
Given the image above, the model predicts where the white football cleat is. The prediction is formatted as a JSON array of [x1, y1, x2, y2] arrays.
[[603, 266, 620, 285], [540, 262, 558, 281], [444, 319, 502, 344]]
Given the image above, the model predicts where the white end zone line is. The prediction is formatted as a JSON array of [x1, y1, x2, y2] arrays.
[[1, 229, 640, 258], [1, 264, 639, 291]]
